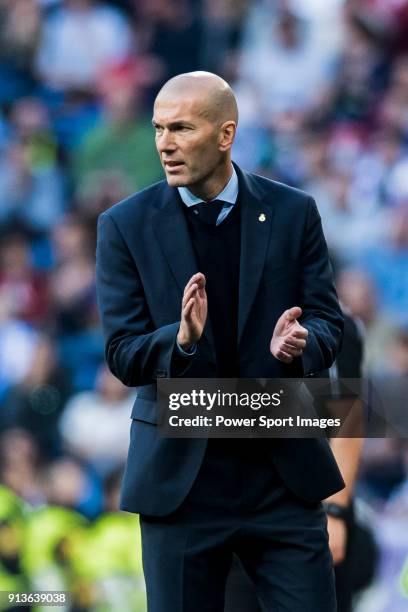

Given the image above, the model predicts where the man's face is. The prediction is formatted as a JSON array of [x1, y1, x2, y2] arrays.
[[152, 94, 223, 190]]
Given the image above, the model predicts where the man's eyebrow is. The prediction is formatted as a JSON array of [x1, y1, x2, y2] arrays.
[[151, 119, 194, 128]]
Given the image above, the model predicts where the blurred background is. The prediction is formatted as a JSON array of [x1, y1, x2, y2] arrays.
[[0, 0, 407, 610]]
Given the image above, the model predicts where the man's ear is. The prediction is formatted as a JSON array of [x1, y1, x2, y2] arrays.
[[218, 121, 237, 152]]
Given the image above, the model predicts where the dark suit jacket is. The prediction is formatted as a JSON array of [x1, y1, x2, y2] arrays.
[[96, 164, 345, 516]]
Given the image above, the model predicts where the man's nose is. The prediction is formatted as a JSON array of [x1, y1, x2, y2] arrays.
[[157, 129, 176, 153]]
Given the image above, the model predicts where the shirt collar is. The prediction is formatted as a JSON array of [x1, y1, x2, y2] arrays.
[[177, 165, 238, 208]]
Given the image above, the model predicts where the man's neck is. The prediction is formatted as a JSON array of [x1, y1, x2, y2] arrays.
[[188, 163, 233, 202]]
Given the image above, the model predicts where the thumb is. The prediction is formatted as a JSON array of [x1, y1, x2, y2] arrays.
[[285, 306, 302, 322]]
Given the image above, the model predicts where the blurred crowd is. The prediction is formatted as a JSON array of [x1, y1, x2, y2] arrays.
[[0, 0, 408, 610], [0, 484, 146, 611]]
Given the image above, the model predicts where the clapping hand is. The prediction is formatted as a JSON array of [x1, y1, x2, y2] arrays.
[[270, 306, 308, 363], [177, 273, 207, 350]]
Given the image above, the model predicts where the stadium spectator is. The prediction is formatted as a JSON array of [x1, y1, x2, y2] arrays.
[[359, 208, 408, 326], [0, 98, 65, 234], [59, 365, 135, 476], [0, 428, 44, 506], [35, 0, 133, 92], [0, 288, 39, 399], [0, 233, 50, 325], [336, 268, 395, 373], [72, 63, 162, 196], [0, 0, 41, 102], [2, 335, 70, 457], [41, 456, 103, 518], [237, 2, 341, 122]]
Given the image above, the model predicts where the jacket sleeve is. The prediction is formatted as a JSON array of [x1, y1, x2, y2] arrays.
[[95, 211, 194, 386], [299, 197, 344, 376]]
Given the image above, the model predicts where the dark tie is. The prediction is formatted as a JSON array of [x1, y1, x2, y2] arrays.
[[192, 199, 225, 225]]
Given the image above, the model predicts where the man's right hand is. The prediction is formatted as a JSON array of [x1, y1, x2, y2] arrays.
[[177, 273, 208, 350]]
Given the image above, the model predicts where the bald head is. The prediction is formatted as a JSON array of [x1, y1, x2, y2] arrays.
[[156, 71, 238, 126], [153, 71, 238, 199]]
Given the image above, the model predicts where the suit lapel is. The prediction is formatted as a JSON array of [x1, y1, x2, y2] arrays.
[[152, 187, 197, 294], [236, 167, 274, 346], [152, 185, 216, 353]]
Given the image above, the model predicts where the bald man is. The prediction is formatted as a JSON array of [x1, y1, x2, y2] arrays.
[[96, 72, 344, 611]]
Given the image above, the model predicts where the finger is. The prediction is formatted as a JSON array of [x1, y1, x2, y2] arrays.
[[285, 306, 302, 322], [282, 340, 303, 354], [282, 339, 303, 351], [282, 344, 303, 358], [182, 288, 197, 311], [188, 273, 205, 290], [197, 283, 207, 299], [184, 273, 204, 293], [182, 283, 198, 308], [284, 338, 306, 350], [275, 349, 293, 364], [184, 275, 200, 294], [183, 276, 196, 293], [195, 273, 206, 289], [292, 327, 308, 340], [183, 297, 195, 319]]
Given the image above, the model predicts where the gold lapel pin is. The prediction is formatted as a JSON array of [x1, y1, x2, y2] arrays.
[[259, 213, 266, 222]]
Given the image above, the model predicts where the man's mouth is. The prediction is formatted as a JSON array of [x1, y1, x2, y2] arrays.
[[164, 161, 185, 171]]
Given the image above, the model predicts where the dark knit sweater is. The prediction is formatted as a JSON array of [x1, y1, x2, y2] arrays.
[[183, 200, 241, 377]]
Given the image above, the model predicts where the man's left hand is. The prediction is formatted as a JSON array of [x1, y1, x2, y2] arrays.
[[270, 306, 308, 364], [327, 515, 347, 565]]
